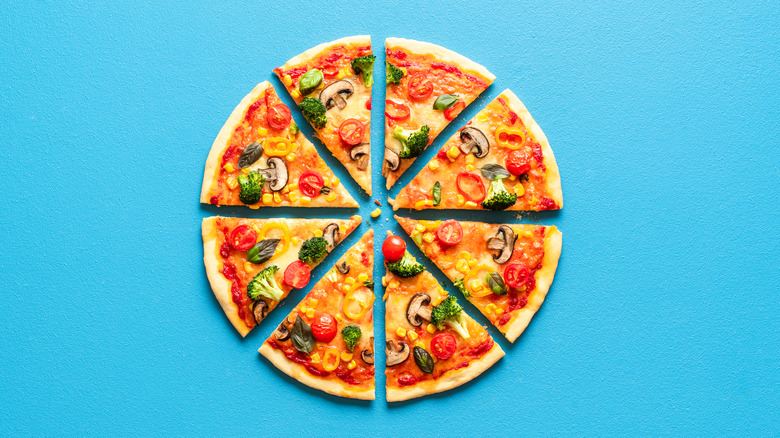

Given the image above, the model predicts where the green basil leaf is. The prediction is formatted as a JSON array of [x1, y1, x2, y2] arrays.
[[485, 271, 507, 295], [433, 94, 459, 110], [237, 142, 263, 169], [299, 69, 323, 95], [480, 163, 511, 181], [247, 239, 280, 264], [432, 181, 441, 206], [413, 346, 434, 374], [291, 315, 315, 354]]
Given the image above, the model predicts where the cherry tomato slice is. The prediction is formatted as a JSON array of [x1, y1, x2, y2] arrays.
[[267, 104, 291, 130], [284, 260, 311, 289], [431, 333, 457, 360], [506, 150, 531, 176], [382, 235, 406, 263], [311, 312, 337, 342], [456, 172, 487, 203], [230, 225, 257, 251], [365, 97, 372, 110], [321, 65, 339, 78], [298, 171, 325, 197], [408, 73, 433, 100], [504, 263, 530, 289], [444, 100, 465, 121], [385, 100, 410, 120], [436, 220, 463, 245], [338, 118, 365, 146], [436, 146, 449, 160]]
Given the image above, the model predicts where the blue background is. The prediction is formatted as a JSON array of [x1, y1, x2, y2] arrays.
[[1, 0, 778, 436]]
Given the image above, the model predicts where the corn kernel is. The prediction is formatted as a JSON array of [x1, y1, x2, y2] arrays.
[[342, 283, 351, 291], [468, 259, 478, 268], [531, 196, 538, 205], [457, 251, 471, 260], [466, 164, 475, 172], [485, 303, 497, 315], [309, 298, 319, 307], [285, 153, 296, 162], [257, 127, 268, 136], [425, 221, 440, 231], [323, 177, 330, 186], [283, 75, 292, 86], [465, 154, 475, 165], [423, 232, 435, 243], [325, 192, 337, 202], [389, 281, 400, 289], [415, 341, 426, 349], [514, 184, 525, 196], [301, 195, 311, 205], [347, 360, 357, 370], [290, 89, 300, 99], [306, 308, 315, 319], [345, 277, 356, 285], [414, 224, 425, 232], [262, 193, 273, 204], [288, 182, 298, 192], [465, 201, 478, 208], [300, 305, 309, 314], [455, 259, 470, 274], [414, 199, 434, 210], [335, 314, 344, 323], [272, 192, 281, 203], [456, 194, 466, 206], [244, 261, 253, 273], [336, 71, 346, 79], [407, 330, 419, 342], [357, 273, 369, 282], [281, 185, 290, 194], [288, 191, 300, 203], [248, 204, 260, 210], [310, 352, 322, 363], [495, 308, 504, 315], [226, 176, 238, 190], [470, 279, 483, 292], [291, 236, 300, 245], [446, 146, 461, 162], [331, 177, 340, 187], [508, 174, 516, 181], [396, 327, 407, 338], [314, 230, 323, 238], [428, 160, 440, 171], [371, 208, 381, 218], [222, 163, 234, 173], [426, 323, 437, 334], [241, 167, 251, 174]]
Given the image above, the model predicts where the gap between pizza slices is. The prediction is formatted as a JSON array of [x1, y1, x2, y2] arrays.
[[200, 81, 358, 208], [274, 36, 374, 195], [202, 216, 361, 337], [259, 230, 375, 400], [383, 37, 496, 189], [395, 216, 562, 343], [390, 89, 563, 212]]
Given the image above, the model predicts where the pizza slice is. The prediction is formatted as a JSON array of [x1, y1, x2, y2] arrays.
[[200, 81, 358, 208], [380, 233, 504, 402], [390, 89, 562, 211], [395, 216, 562, 343], [202, 216, 361, 337], [259, 230, 375, 400], [383, 38, 495, 189], [274, 36, 374, 195]]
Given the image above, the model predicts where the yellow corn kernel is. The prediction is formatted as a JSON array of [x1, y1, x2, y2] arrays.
[[446, 146, 461, 162], [300, 305, 309, 314], [415, 223, 426, 232], [244, 262, 253, 273], [455, 259, 470, 274], [310, 352, 322, 363], [396, 327, 407, 338], [301, 195, 312, 205], [262, 193, 273, 204], [414, 199, 434, 210], [335, 313, 344, 323], [347, 360, 357, 370], [415, 341, 426, 349], [341, 351, 353, 362], [342, 283, 352, 292], [371, 208, 381, 218], [495, 308, 504, 315], [291, 236, 300, 246], [285, 153, 296, 162], [336, 70, 346, 79], [309, 298, 319, 307], [456, 195, 465, 206], [514, 184, 525, 196], [345, 277, 356, 285], [339, 224, 347, 234], [508, 174, 516, 181], [331, 177, 340, 187], [222, 163, 234, 173], [485, 303, 497, 315], [242, 167, 251, 174], [274, 192, 283, 203], [325, 192, 337, 203], [282, 75, 292, 86], [400, 67, 408, 75], [281, 185, 290, 194], [465, 154, 475, 165], [468, 259, 478, 268], [470, 279, 483, 292], [226, 176, 238, 190], [428, 160, 440, 171], [288, 191, 300, 203], [322, 176, 330, 186], [466, 164, 475, 172], [257, 127, 268, 136], [290, 89, 300, 99], [407, 330, 419, 342], [287, 182, 298, 192], [389, 280, 400, 290], [423, 232, 435, 243], [457, 251, 472, 260], [425, 221, 441, 231], [531, 196, 538, 205], [248, 204, 260, 210], [465, 201, 478, 208], [314, 230, 323, 238], [357, 273, 369, 282], [305, 308, 315, 319], [426, 323, 437, 334]]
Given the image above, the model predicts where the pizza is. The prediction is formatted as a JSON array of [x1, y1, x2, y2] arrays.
[[390, 89, 563, 211], [202, 216, 361, 337], [382, 38, 495, 189], [200, 81, 358, 208], [274, 36, 374, 195], [395, 216, 562, 342], [380, 233, 504, 401], [259, 230, 375, 400]]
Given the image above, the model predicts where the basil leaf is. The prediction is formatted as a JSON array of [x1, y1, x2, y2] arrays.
[[485, 271, 508, 295], [291, 315, 315, 354], [247, 239, 280, 264], [433, 94, 459, 110], [237, 142, 263, 169], [480, 163, 511, 181], [413, 346, 434, 374], [299, 69, 323, 95], [432, 181, 441, 206]]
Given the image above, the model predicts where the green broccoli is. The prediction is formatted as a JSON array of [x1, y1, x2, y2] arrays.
[[454, 278, 470, 298], [481, 178, 518, 210], [386, 62, 404, 85], [341, 325, 362, 351], [431, 296, 470, 339], [386, 251, 425, 278], [237, 171, 264, 205], [298, 237, 328, 263], [351, 55, 376, 87], [391, 125, 430, 159], [298, 97, 327, 129], [247, 265, 284, 302]]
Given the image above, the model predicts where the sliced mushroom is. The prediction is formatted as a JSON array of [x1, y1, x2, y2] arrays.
[[256, 157, 288, 192], [382, 148, 400, 176], [386, 340, 410, 367], [361, 336, 375, 365], [487, 225, 516, 264], [350, 143, 370, 170], [319, 80, 354, 110], [273, 322, 290, 341], [459, 126, 490, 158], [252, 300, 269, 324], [406, 293, 432, 327], [336, 261, 350, 275], [322, 223, 340, 253]]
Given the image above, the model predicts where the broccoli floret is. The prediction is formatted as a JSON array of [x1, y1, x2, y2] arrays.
[[386, 251, 425, 278], [341, 325, 362, 351], [386, 62, 405, 85], [237, 171, 264, 205], [454, 279, 470, 298], [431, 296, 470, 339], [247, 265, 284, 302], [392, 125, 430, 159], [298, 97, 327, 129], [298, 237, 328, 263], [481, 178, 518, 211], [351, 55, 376, 87]]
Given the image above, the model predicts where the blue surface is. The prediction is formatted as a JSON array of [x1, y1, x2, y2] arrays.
[[1, 0, 778, 436]]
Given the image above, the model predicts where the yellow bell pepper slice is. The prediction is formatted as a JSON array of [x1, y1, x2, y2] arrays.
[[258, 222, 291, 259], [263, 137, 298, 156], [463, 264, 497, 298], [343, 284, 374, 320], [494, 126, 526, 150], [322, 348, 340, 372]]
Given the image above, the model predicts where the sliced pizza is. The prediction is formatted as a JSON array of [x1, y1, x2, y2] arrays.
[[202, 216, 361, 337], [395, 216, 561, 343], [381, 233, 504, 402], [259, 230, 375, 400], [200, 81, 357, 208], [383, 38, 495, 189], [274, 35, 374, 195], [390, 89, 562, 211]]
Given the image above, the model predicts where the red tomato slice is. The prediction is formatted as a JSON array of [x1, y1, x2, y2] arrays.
[[431, 333, 457, 359], [506, 150, 531, 176], [229, 225, 257, 251], [365, 97, 371, 110], [444, 100, 465, 121], [338, 119, 365, 146], [456, 172, 487, 203], [267, 104, 291, 130], [284, 260, 311, 289], [382, 235, 406, 263], [298, 171, 325, 197], [436, 220, 463, 245], [504, 263, 530, 289], [408, 73, 433, 100], [321, 65, 339, 78], [385, 100, 410, 120], [311, 313, 337, 342]]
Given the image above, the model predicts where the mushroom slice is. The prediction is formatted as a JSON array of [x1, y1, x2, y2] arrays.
[[386, 340, 410, 367], [336, 261, 350, 275], [256, 157, 288, 192], [322, 223, 340, 253], [319, 80, 354, 110], [459, 126, 490, 158], [406, 293, 432, 327], [487, 225, 517, 264], [251, 300, 269, 324], [273, 322, 290, 341], [382, 148, 400, 176], [349, 143, 370, 170], [361, 337, 375, 365]]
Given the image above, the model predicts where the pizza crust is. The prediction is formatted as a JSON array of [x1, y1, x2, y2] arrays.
[[258, 343, 375, 400], [278, 35, 371, 70], [503, 226, 562, 343], [385, 37, 496, 82], [386, 343, 505, 402]]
